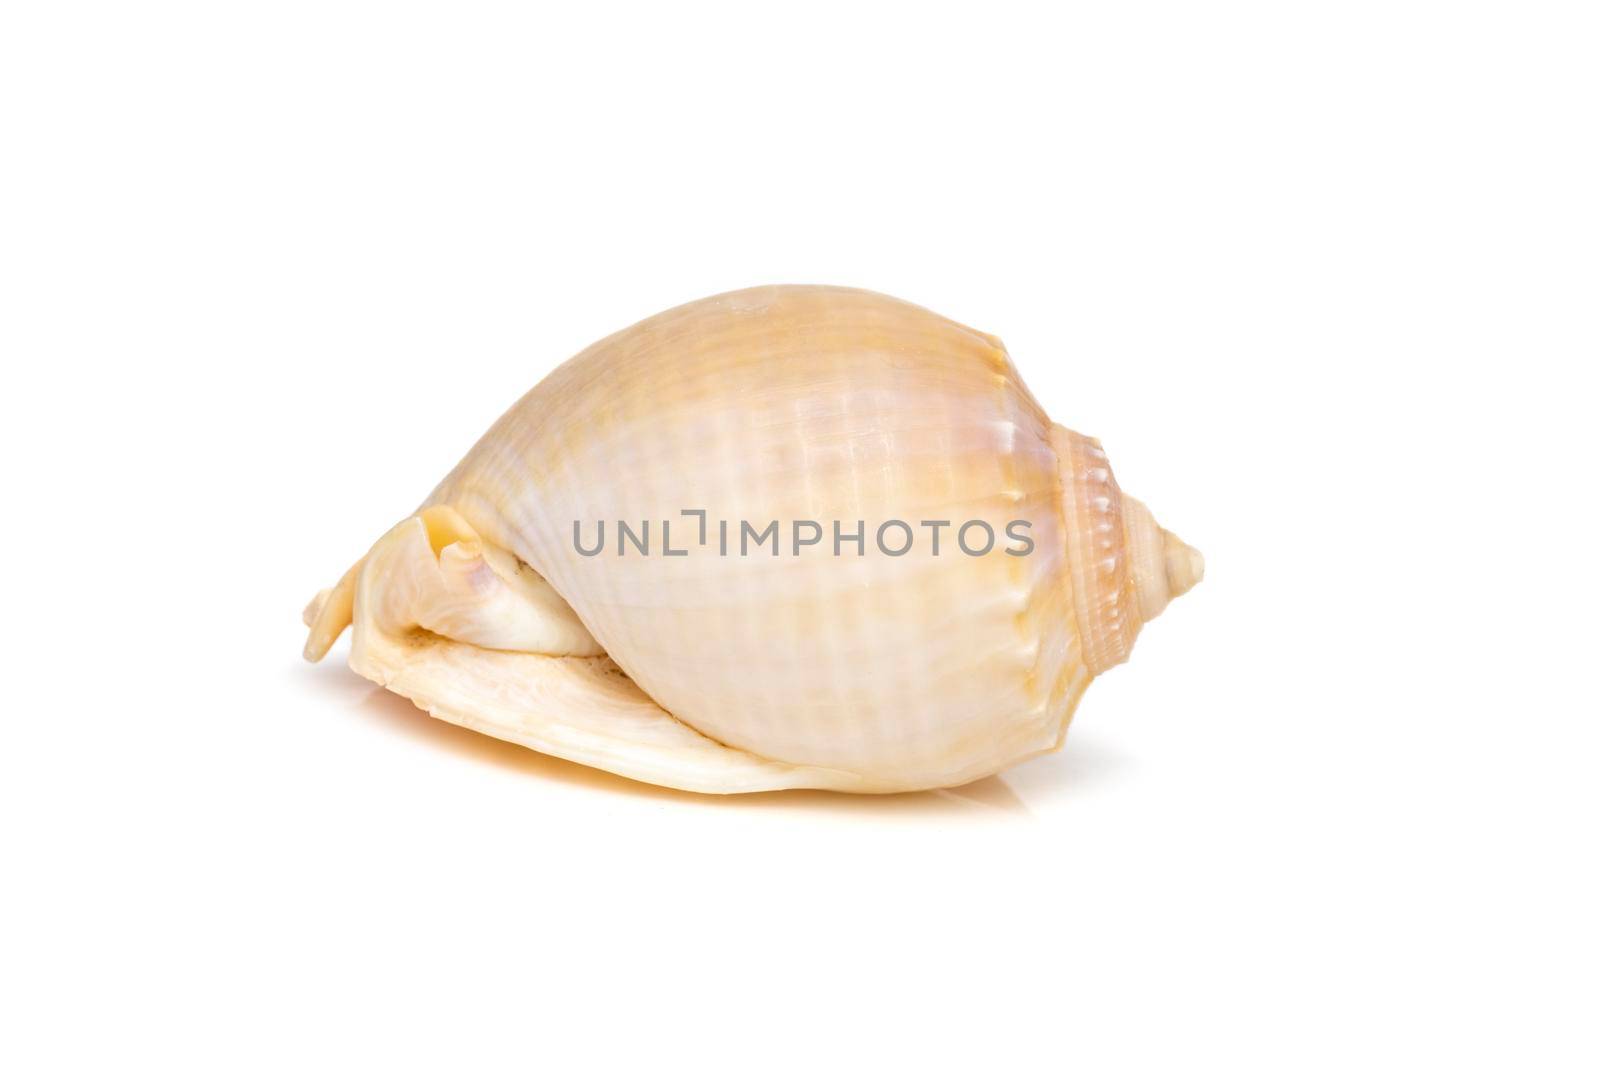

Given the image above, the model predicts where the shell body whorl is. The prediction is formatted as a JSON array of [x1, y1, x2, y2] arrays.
[[306, 285, 1201, 793]]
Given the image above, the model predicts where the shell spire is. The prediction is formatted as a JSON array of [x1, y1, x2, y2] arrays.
[[1054, 425, 1203, 676], [1125, 497, 1204, 623]]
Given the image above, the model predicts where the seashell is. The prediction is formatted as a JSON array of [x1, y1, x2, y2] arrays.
[[304, 285, 1203, 793]]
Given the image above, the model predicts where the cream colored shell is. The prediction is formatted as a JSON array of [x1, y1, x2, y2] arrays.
[[305, 286, 1201, 793]]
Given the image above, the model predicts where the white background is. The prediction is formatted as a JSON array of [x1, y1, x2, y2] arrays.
[[3, 2, 1596, 1063]]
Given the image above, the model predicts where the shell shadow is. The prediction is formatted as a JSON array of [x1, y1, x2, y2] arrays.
[[298, 662, 1126, 818]]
